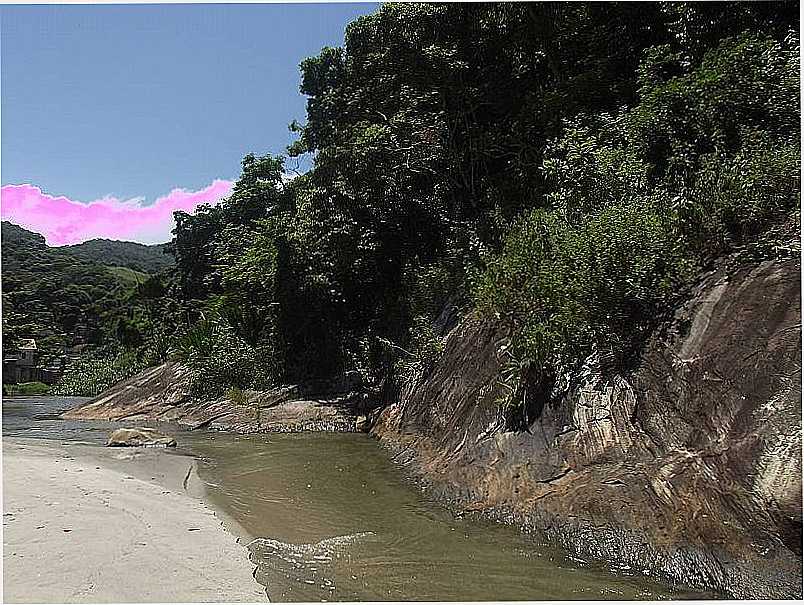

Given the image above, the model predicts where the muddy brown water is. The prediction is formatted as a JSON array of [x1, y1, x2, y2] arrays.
[[3, 396, 713, 601]]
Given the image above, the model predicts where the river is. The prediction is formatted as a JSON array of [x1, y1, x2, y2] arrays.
[[3, 396, 712, 601]]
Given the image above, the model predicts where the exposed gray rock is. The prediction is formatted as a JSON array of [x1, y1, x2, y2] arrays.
[[372, 256, 802, 599], [65, 365, 362, 434]]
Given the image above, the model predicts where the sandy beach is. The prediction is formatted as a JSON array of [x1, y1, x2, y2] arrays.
[[2, 437, 268, 603]]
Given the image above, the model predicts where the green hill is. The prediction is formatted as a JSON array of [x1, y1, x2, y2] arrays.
[[1, 221, 165, 366], [60, 238, 173, 273]]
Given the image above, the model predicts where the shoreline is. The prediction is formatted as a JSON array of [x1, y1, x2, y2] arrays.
[[2, 436, 269, 603]]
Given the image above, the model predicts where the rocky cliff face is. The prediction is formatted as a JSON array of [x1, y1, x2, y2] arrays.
[[372, 257, 802, 598], [64, 255, 801, 597]]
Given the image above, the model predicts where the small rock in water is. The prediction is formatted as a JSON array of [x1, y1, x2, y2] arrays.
[[106, 427, 177, 448], [355, 415, 371, 432]]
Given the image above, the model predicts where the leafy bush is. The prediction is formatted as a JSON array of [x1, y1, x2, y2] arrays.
[[171, 316, 273, 397], [3, 381, 50, 396], [473, 31, 800, 425], [140, 323, 174, 366], [172, 316, 217, 361], [475, 200, 693, 368], [53, 349, 147, 397]]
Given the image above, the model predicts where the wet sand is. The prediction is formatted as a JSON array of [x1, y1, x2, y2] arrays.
[[2, 437, 268, 603]]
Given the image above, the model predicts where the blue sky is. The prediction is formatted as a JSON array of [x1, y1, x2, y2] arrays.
[[1, 3, 377, 203]]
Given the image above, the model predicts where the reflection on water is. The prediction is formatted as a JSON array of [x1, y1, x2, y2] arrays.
[[4, 397, 712, 602]]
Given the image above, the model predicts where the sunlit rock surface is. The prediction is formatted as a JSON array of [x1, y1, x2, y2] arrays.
[[64, 363, 361, 433], [106, 427, 177, 447], [373, 256, 802, 599]]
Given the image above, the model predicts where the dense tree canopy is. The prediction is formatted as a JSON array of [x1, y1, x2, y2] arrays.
[[27, 2, 798, 403]]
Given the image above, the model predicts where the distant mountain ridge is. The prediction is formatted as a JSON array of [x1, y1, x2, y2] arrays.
[[61, 237, 173, 273], [1, 222, 173, 273], [1, 221, 172, 365]]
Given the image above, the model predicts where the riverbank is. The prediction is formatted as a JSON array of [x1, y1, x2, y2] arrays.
[[63, 362, 363, 433], [57, 257, 801, 600], [2, 437, 268, 603], [7, 398, 709, 602], [372, 255, 802, 599]]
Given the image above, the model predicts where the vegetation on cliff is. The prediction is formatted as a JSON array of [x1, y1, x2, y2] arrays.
[[474, 30, 800, 421], [165, 2, 799, 403], [5, 2, 799, 403]]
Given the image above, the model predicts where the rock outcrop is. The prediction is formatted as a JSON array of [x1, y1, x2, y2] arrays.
[[63, 364, 362, 433], [63, 255, 801, 597], [372, 256, 802, 598], [107, 427, 177, 447]]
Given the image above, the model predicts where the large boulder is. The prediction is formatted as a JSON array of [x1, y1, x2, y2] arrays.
[[106, 427, 177, 448]]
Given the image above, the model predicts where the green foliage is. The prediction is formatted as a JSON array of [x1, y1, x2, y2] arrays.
[[281, 2, 682, 379], [406, 316, 445, 369], [52, 348, 148, 397], [105, 266, 150, 288], [474, 30, 800, 425], [3, 382, 50, 396], [172, 316, 216, 360], [476, 201, 694, 367], [226, 386, 251, 406], [631, 32, 799, 181], [0, 224, 179, 398], [156, 3, 798, 412], [171, 315, 273, 397], [61, 239, 173, 273], [169, 154, 289, 302], [5, 3, 797, 418], [0, 222, 165, 366]]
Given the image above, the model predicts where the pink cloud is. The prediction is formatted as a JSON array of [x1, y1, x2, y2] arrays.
[[0, 180, 234, 245]]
